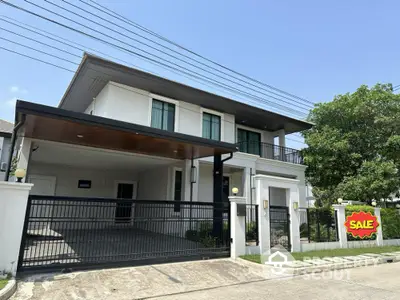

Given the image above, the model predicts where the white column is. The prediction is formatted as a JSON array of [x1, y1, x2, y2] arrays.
[[229, 196, 246, 258], [288, 186, 301, 252], [15, 137, 32, 183], [242, 167, 251, 203], [333, 205, 348, 248], [0, 182, 33, 275], [278, 129, 286, 148], [255, 178, 270, 255], [374, 207, 384, 246]]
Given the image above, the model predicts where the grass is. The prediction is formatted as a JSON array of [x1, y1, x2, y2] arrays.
[[240, 245, 400, 264], [0, 277, 9, 291]]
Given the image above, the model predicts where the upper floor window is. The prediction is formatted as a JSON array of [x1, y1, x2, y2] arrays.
[[202, 112, 221, 141], [237, 128, 261, 155], [151, 99, 175, 132]]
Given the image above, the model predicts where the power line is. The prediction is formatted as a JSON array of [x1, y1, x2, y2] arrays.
[[61, 0, 314, 110], [0, 16, 269, 106], [0, 46, 76, 72], [85, 0, 315, 106], [2, 0, 308, 118], [40, 0, 312, 113], [0, 38, 308, 138], [0, 40, 308, 152], [0, 36, 78, 65], [0, 27, 81, 59]]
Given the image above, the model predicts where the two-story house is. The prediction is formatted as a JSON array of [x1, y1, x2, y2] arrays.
[[0, 119, 13, 181], [7, 54, 312, 272]]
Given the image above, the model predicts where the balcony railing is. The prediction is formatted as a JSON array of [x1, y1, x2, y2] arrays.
[[237, 141, 303, 164]]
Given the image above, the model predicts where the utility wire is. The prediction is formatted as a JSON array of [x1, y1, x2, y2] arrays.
[[85, 0, 314, 106], [63, 0, 314, 110], [0, 46, 76, 72], [0, 27, 81, 59], [0, 37, 309, 138], [0, 16, 264, 105], [2, 0, 307, 118], [40, 0, 312, 113]]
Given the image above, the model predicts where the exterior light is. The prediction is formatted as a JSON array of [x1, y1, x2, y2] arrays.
[[77, 134, 84, 138], [190, 166, 197, 183], [231, 187, 239, 196], [263, 200, 268, 209], [293, 202, 299, 210], [337, 198, 343, 204], [371, 200, 377, 207], [15, 168, 26, 183]]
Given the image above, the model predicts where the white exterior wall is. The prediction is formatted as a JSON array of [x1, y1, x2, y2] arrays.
[[0, 136, 11, 181], [29, 162, 139, 198], [137, 166, 170, 200]]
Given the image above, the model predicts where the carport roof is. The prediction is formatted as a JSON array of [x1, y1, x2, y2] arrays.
[[15, 100, 238, 160], [58, 53, 313, 134]]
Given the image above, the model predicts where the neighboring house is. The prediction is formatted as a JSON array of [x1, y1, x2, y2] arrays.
[[0, 119, 13, 181], [8, 54, 313, 272]]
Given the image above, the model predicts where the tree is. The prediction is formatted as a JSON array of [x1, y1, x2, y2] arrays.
[[303, 84, 400, 206]]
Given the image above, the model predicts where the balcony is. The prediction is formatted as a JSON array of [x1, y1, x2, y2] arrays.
[[237, 141, 303, 165]]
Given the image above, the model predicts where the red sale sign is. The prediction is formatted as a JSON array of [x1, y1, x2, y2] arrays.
[[344, 211, 379, 239]]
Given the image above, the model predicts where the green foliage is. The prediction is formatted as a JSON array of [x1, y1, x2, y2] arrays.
[[246, 221, 258, 241], [303, 84, 400, 205], [185, 221, 227, 248], [381, 208, 400, 239]]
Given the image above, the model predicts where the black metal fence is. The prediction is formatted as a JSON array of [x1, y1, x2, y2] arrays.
[[269, 206, 291, 250], [18, 196, 230, 272], [300, 208, 338, 243], [245, 204, 259, 245], [237, 141, 303, 164]]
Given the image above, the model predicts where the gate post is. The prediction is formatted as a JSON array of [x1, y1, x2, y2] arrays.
[[288, 187, 301, 252], [333, 204, 348, 248], [229, 196, 246, 258], [0, 182, 33, 275], [254, 177, 270, 255], [374, 207, 384, 246]]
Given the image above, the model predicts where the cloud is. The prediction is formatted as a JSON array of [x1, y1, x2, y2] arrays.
[[9, 85, 28, 94]]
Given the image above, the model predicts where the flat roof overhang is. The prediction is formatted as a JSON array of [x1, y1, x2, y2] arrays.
[[15, 101, 238, 160], [59, 54, 313, 134]]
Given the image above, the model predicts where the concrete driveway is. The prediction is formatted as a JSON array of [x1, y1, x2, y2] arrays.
[[12, 259, 262, 300], [12, 260, 400, 300]]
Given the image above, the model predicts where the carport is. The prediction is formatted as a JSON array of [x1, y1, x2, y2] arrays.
[[9, 100, 237, 272]]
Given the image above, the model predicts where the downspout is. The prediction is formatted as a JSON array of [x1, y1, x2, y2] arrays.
[[4, 115, 26, 181], [221, 152, 233, 163]]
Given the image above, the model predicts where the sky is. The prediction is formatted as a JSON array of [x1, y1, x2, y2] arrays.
[[1, 0, 399, 149]]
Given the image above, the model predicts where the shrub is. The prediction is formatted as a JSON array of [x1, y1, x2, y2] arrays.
[[246, 221, 258, 241]]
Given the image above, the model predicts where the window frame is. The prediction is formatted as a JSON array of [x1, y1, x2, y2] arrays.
[[172, 167, 183, 212], [236, 125, 262, 155], [149, 94, 179, 132], [200, 108, 224, 141]]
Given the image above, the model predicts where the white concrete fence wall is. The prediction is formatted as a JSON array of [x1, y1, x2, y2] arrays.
[[0, 182, 33, 276]]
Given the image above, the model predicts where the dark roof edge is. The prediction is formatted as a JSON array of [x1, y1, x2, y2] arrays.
[[0, 132, 12, 138], [16, 100, 238, 152]]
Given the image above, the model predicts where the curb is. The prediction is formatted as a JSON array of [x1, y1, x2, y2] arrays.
[[236, 253, 400, 279], [0, 278, 17, 300]]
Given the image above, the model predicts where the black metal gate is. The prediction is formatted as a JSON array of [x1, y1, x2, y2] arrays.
[[269, 206, 291, 251], [18, 196, 230, 272]]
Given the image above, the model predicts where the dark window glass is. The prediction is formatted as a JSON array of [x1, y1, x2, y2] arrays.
[[174, 170, 182, 212], [151, 99, 175, 132], [237, 128, 261, 155], [202, 112, 221, 140]]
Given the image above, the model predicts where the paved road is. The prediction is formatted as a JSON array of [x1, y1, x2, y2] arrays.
[[12, 259, 400, 300], [154, 262, 400, 300]]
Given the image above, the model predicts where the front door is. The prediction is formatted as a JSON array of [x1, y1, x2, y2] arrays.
[[115, 182, 136, 223]]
